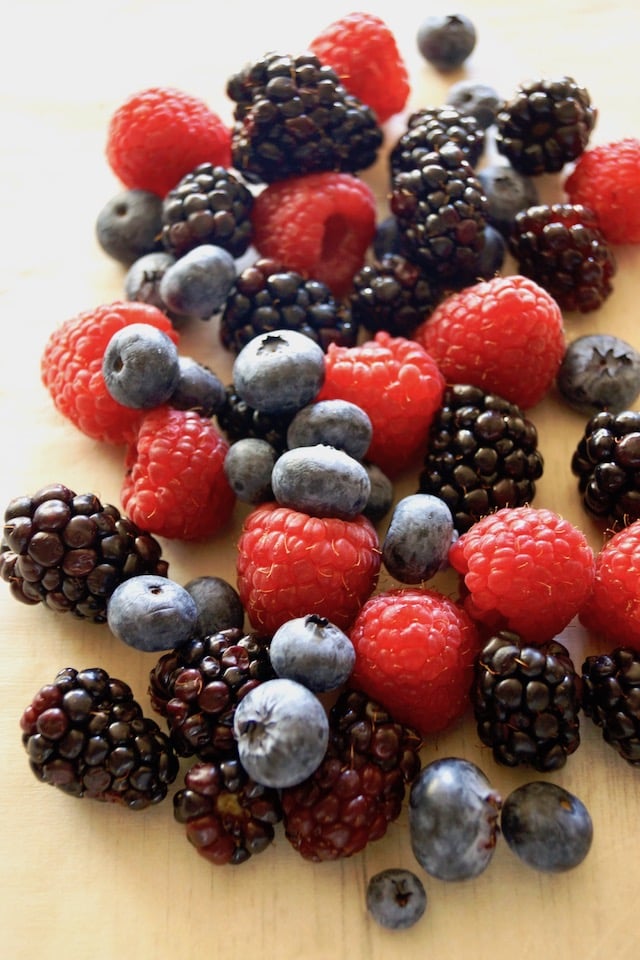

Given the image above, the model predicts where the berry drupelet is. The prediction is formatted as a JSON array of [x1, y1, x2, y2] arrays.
[[390, 105, 485, 173], [216, 384, 296, 455], [581, 647, 640, 765], [571, 409, 640, 526], [349, 254, 443, 338]]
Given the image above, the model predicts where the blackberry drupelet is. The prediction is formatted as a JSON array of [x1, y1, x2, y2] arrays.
[[472, 631, 581, 772], [280, 688, 421, 862], [349, 254, 443, 338], [418, 385, 544, 533], [20, 667, 179, 808], [148, 628, 275, 761], [161, 163, 254, 259], [173, 756, 283, 865], [219, 257, 358, 354], [0, 483, 168, 623], [390, 105, 485, 173], [581, 647, 640, 765], [571, 409, 640, 526], [216, 383, 296, 455], [226, 51, 383, 184], [390, 142, 489, 286], [509, 203, 616, 312], [495, 76, 597, 175]]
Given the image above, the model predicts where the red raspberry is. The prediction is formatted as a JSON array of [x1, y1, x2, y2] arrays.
[[41, 301, 179, 445], [579, 520, 640, 651], [316, 331, 445, 477], [309, 12, 410, 123], [348, 587, 481, 735], [106, 87, 232, 198], [413, 275, 565, 410], [236, 502, 381, 633], [564, 138, 640, 245], [250, 171, 377, 297], [121, 406, 235, 541], [449, 506, 596, 644]]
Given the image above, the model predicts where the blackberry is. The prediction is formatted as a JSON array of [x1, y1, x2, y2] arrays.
[[0, 483, 168, 623], [161, 163, 253, 259], [581, 647, 640, 765], [390, 142, 489, 286], [173, 756, 283, 865], [226, 51, 383, 184], [280, 688, 421, 862], [509, 203, 616, 312], [349, 254, 443, 338], [418, 385, 544, 533], [472, 631, 581, 772], [495, 76, 597, 175], [571, 409, 640, 526], [390, 105, 485, 173], [148, 628, 275, 761], [216, 383, 295, 455], [219, 257, 358, 354], [20, 667, 179, 809]]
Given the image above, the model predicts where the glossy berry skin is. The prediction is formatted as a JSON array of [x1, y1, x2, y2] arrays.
[[233, 678, 329, 788], [183, 575, 244, 635], [232, 329, 326, 416], [557, 334, 640, 414], [571, 410, 640, 526], [159, 244, 237, 320], [286, 400, 372, 462], [579, 521, 640, 651], [366, 869, 427, 930], [269, 614, 355, 693], [409, 757, 501, 881], [417, 14, 477, 71], [271, 444, 371, 520], [107, 574, 198, 652], [96, 189, 164, 266], [223, 437, 277, 504], [382, 494, 454, 584], [581, 646, 640, 764], [564, 137, 640, 244], [102, 323, 180, 409], [501, 781, 593, 872]]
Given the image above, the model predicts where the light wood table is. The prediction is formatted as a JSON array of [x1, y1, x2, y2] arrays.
[[1, 2, 639, 958]]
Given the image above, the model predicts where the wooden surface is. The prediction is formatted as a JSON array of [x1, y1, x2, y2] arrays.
[[1, 2, 639, 958]]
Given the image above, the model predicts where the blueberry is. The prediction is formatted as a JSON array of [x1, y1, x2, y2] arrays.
[[446, 80, 502, 130], [233, 677, 329, 788], [477, 164, 539, 236], [124, 251, 177, 313], [183, 575, 244, 634], [159, 243, 237, 319], [366, 868, 427, 930], [224, 437, 277, 503], [271, 444, 371, 519], [107, 574, 198, 652], [556, 333, 640, 414], [373, 216, 404, 259], [501, 781, 593, 872], [417, 14, 477, 71], [269, 614, 355, 693], [286, 399, 372, 461], [96, 189, 164, 266], [170, 356, 227, 417], [382, 493, 455, 584], [409, 757, 502, 881], [232, 329, 325, 414], [362, 462, 394, 523], [474, 224, 507, 279], [102, 322, 181, 409]]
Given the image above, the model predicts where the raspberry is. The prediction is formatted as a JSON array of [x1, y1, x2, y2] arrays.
[[236, 502, 381, 634], [309, 12, 410, 123], [41, 301, 179, 445], [105, 87, 231, 198], [448, 506, 596, 644], [348, 587, 480, 735], [121, 406, 235, 541], [413, 275, 565, 410], [564, 138, 640, 245], [579, 521, 640, 651], [250, 171, 377, 298], [316, 331, 446, 477]]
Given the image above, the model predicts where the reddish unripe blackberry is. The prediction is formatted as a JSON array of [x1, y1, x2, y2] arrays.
[[571, 409, 640, 526]]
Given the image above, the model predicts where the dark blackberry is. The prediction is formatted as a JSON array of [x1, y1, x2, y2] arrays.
[[226, 51, 383, 184], [20, 667, 179, 809], [148, 628, 275, 761], [161, 163, 254, 259], [0, 483, 168, 623], [219, 256, 358, 354], [571, 409, 640, 526], [472, 631, 581, 772], [390, 142, 489, 286], [390, 105, 485, 173], [349, 254, 443, 338], [509, 203, 616, 312], [581, 647, 640, 765], [281, 688, 421, 862], [216, 384, 295, 455], [495, 76, 597, 175], [173, 756, 283, 865], [418, 384, 544, 533]]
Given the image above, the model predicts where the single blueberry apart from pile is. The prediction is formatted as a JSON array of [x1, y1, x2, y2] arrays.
[[417, 14, 477, 71], [500, 781, 593, 872], [366, 868, 427, 930]]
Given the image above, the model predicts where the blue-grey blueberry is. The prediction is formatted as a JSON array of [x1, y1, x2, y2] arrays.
[[556, 333, 640, 414], [159, 243, 236, 319], [96, 189, 164, 266], [107, 574, 198, 652], [170, 356, 227, 417], [183, 575, 244, 635], [271, 444, 371, 519], [269, 614, 355, 692], [232, 329, 325, 415], [286, 399, 373, 461], [224, 437, 277, 503], [382, 493, 455, 584], [366, 868, 427, 930], [362, 462, 394, 523], [102, 322, 181, 409], [446, 79, 502, 129]]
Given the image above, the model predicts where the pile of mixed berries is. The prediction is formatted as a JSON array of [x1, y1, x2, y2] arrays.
[[7, 9, 640, 932]]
